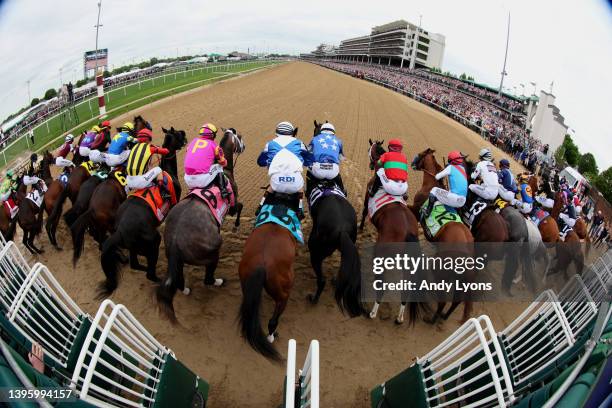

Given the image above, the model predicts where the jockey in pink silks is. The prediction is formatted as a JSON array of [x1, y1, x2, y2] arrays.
[[183, 123, 229, 198]]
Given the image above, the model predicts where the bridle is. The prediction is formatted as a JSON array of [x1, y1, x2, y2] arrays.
[[228, 131, 245, 168]]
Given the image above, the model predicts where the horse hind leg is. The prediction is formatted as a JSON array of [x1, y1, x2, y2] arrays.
[[267, 299, 287, 343], [129, 250, 147, 272], [204, 255, 224, 287], [395, 302, 407, 325], [22, 230, 35, 254], [424, 302, 445, 324], [232, 202, 243, 232], [307, 246, 326, 304], [144, 233, 162, 283]]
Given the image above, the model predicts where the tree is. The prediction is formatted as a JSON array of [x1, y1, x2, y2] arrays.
[[577, 152, 598, 176], [30, 98, 40, 107], [594, 167, 612, 204], [460, 73, 467, 80], [150, 57, 159, 66], [103, 70, 111, 78], [43, 88, 57, 100], [560, 134, 580, 166]]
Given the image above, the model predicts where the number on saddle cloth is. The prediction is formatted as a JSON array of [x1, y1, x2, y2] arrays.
[[463, 199, 488, 228], [113, 171, 127, 186], [423, 199, 461, 239]]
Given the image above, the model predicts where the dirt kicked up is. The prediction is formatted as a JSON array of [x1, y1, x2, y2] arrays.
[[34, 61, 534, 407]]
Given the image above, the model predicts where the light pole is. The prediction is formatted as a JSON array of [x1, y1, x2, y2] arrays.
[[530, 81, 537, 96], [26, 80, 31, 105], [520, 83, 525, 96], [498, 12, 510, 96], [94, 1, 103, 77]]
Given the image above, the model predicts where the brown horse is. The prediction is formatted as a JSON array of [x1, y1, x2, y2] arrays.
[[238, 222, 296, 361], [220, 128, 245, 229], [411, 148, 475, 324], [528, 174, 561, 243], [18, 156, 51, 254], [70, 169, 127, 266], [0, 176, 26, 241], [40, 151, 67, 249], [362, 140, 419, 324]]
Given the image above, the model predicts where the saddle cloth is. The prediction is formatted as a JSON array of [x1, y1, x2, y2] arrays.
[[80, 160, 99, 176], [188, 183, 235, 227], [58, 171, 70, 187], [2, 198, 19, 219], [558, 219, 573, 241], [493, 197, 509, 213], [308, 183, 346, 210], [421, 199, 462, 240], [255, 203, 304, 244], [530, 208, 549, 227], [26, 188, 44, 208], [128, 171, 177, 222], [461, 198, 490, 229], [367, 189, 406, 220]]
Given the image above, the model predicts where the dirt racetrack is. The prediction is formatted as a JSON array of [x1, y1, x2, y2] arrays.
[[34, 61, 535, 407]]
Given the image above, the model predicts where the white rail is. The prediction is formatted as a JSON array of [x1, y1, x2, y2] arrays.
[[418, 315, 514, 408], [0, 241, 31, 312], [285, 339, 319, 408], [285, 339, 297, 408], [71, 299, 173, 407], [557, 275, 599, 338]]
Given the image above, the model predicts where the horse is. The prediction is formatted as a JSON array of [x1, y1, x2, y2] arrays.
[[17, 158, 49, 254], [238, 221, 297, 362], [70, 169, 127, 266], [528, 174, 561, 244], [134, 115, 152, 134], [0, 176, 26, 241], [303, 120, 362, 317], [39, 151, 68, 249], [156, 128, 245, 322], [411, 148, 475, 324], [363, 140, 420, 324], [97, 127, 186, 298]]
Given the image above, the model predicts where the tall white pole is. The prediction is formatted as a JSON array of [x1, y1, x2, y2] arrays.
[[94, 1, 103, 76], [26, 80, 31, 105], [498, 12, 510, 95]]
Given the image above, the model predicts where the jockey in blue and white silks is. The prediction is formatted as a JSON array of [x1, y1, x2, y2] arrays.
[[257, 121, 312, 194], [307, 122, 346, 192], [515, 173, 534, 214], [497, 158, 520, 206]]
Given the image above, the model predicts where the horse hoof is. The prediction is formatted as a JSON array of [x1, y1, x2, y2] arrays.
[[395, 318, 404, 325], [182, 287, 191, 296], [146, 274, 161, 283], [307, 294, 318, 304], [205, 278, 225, 287], [267, 334, 275, 344], [423, 315, 437, 325], [369, 311, 377, 319]]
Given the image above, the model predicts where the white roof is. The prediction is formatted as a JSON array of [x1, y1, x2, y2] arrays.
[[562, 166, 586, 182]]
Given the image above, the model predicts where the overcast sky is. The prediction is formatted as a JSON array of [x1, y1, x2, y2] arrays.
[[0, 0, 611, 168]]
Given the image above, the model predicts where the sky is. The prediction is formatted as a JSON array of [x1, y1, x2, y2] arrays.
[[0, 0, 611, 168]]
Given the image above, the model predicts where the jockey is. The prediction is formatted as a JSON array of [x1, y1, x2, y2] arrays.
[[103, 122, 136, 168], [307, 122, 346, 193], [90, 121, 112, 153], [558, 184, 577, 227], [78, 127, 99, 158], [515, 173, 534, 214], [23, 153, 42, 187], [257, 121, 312, 217], [368, 139, 408, 197], [469, 148, 499, 201], [184, 123, 230, 198], [125, 135, 170, 191], [422, 151, 468, 219], [497, 158, 520, 206], [54, 134, 76, 168], [0, 170, 18, 202]]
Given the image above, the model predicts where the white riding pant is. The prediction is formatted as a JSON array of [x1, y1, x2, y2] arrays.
[[310, 162, 339, 180], [88, 150, 105, 164], [55, 157, 74, 168], [430, 186, 466, 208], [23, 175, 40, 186], [517, 201, 532, 214], [575, 205, 582, 214], [469, 184, 498, 201], [498, 186, 520, 205], [79, 146, 91, 157], [270, 171, 304, 194], [377, 168, 407, 196], [535, 195, 554, 209], [126, 167, 162, 190], [184, 164, 224, 190], [0, 192, 10, 202], [105, 150, 130, 168], [559, 213, 577, 228]]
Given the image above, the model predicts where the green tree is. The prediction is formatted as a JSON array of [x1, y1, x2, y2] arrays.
[[577, 152, 598, 176], [150, 57, 159, 66], [594, 167, 612, 204], [460, 73, 467, 80], [103, 70, 111, 78], [75, 78, 88, 87], [43, 88, 57, 100], [30, 98, 40, 107], [561, 134, 580, 166]]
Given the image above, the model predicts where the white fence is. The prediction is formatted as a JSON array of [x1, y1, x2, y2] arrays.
[[285, 339, 319, 408]]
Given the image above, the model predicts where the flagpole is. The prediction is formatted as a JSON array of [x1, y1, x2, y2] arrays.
[[498, 12, 510, 96]]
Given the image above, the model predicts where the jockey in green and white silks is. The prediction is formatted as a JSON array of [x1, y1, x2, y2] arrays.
[[0, 170, 18, 202]]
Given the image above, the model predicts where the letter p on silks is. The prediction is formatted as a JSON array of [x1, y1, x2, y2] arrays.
[[191, 139, 208, 153]]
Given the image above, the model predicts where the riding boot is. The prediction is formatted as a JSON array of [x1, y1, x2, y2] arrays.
[[217, 173, 230, 199], [158, 179, 171, 202], [421, 193, 436, 221]]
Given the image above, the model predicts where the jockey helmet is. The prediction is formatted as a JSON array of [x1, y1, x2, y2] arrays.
[[137, 128, 153, 142], [65, 134, 74, 143], [92, 125, 102, 133], [6, 170, 13, 178], [518, 173, 529, 182], [120, 122, 135, 132], [499, 158, 510, 168], [275, 121, 295, 136], [388, 139, 403, 152], [100, 120, 111, 129], [479, 148, 493, 161], [448, 150, 465, 164], [321, 122, 335, 133], [30, 153, 38, 162], [199, 123, 218, 139]]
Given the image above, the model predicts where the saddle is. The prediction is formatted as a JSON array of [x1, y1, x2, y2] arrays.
[[26, 183, 46, 208], [255, 199, 304, 244], [58, 169, 70, 187], [2, 197, 19, 219], [420, 199, 462, 241], [263, 191, 302, 214], [367, 189, 406, 220], [308, 180, 346, 210], [188, 183, 235, 227], [128, 171, 177, 222], [493, 197, 509, 213]]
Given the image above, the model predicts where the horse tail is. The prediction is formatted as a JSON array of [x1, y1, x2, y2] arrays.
[[70, 208, 93, 267], [156, 244, 181, 324], [63, 205, 80, 227], [238, 266, 281, 361], [98, 231, 123, 299], [48, 185, 68, 228], [35, 202, 44, 237], [335, 231, 363, 317]]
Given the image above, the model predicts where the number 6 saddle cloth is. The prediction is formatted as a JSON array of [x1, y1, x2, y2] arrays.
[[188, 183, 235, 228], [128, 171, 177, 223], [421, 198, 463, 240], [255, 203, 304, 244]]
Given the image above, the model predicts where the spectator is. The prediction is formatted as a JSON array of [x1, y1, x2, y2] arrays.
[[590, 211, 604, 237]]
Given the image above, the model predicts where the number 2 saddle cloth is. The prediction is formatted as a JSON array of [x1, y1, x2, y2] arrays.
[[420, 198, 463, 240], [128, 171, 177, 223], [188, 183, 235, 228]]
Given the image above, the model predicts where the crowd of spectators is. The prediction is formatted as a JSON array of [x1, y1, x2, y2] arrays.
[[316, 61, 548, 163]]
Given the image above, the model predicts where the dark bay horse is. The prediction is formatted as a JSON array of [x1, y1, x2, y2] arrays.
[[411, 148, 474, 324], [40, 151, 68, 249], [157, 128, 245, 322], [363, 140, 419, 324], [528, 174, 561, 244], [97, 128, 186, 298], [18, 156, 51, 254], [239, 222, 297, 361], [546, 191, 585, 279], [0, 176, 26, 241], [304, 121, 361, 317], [70, 169, 127, 266]]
